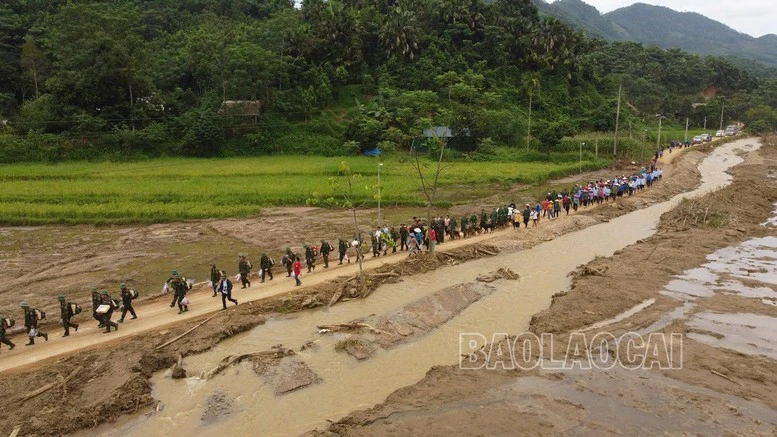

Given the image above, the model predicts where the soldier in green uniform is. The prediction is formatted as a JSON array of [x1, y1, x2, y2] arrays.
[[338, 239, 349, 264], [260, 252, 274, 282], [0, 314, 15, 351], [167, 271, 189, 313], [99, 291, 119, 333], [238, 255, 252, 288], [282, 249, 295, 276], [118, 283, 137, 323], [210, 264, 220, 297], [320, 240, 333, 268], [304, 244, 316, 272], [21, 302, 48, 345], [57, 295, 79, 337], [470, 213, 478, 233], [449, 217, 457, 238], [91, 288, 103, 328], [460, 216, 469, 237]]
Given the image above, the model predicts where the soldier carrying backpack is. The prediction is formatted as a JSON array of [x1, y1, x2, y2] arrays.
[[57, 295, 79, 337], [20, 301, 48, 345]]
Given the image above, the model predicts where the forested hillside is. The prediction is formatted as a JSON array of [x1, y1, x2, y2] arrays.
[[0, 0, 775, 162]]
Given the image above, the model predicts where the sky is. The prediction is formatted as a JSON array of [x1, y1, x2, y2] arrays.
[[566, 0, 775, 38]]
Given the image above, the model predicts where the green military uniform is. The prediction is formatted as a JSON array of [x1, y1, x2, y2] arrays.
[[21, 302, 48, 345], [238, 256, 251, 288], [91, 288, 103, 328], [210, 264, 220, 296], [57, 295, 79, 337], [0, 314, 15, 351], [461, 216, 468, 236], [320, 240, 333, 268], [168, 271, 189, 313], [100, 292, 119, 333], [260, 252, 274, 281], [338, 240, 349, 263], [470, 214, 477, 232], [119, 283, 137, 322]]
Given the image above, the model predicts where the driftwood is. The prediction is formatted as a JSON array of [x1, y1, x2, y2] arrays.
[[156, 312, 221, 350], [201, 347, 294, 380], [316, 322, 385, 335], [710, 369, 740, 385], [22, 365, 83, 402], [477, 267, 520, 283], [9, 425, 21, 437]]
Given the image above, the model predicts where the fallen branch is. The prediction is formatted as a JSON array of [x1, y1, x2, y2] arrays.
[[202, 347, 294, 380], [646, 245, 658, 260], [328, 291, 343, 308], [316, 322, 385, 335], [9, 425, 21, 437], [710, 369, 740, 385], [22, 365, 82, 402], [156, 312, 221, 350]]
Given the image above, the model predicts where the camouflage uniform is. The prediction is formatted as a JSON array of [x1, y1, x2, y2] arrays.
[[21, 302, 48, 345], [57, 295, 79, 337]]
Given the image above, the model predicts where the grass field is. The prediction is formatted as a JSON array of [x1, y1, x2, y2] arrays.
[[0, 154, 607, 225]]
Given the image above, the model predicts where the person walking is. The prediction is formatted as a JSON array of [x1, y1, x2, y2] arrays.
[[320, 240, 333, 268], [292, 256, 302, 286], [57, 295, 79, 337], [304, 244, 316, 272], [283, 248, 294, 276], [0, 314, 15, 352], [118, 283, 137, 323], [260, 252, 274, 282], [218, 270, 238, 309], [91, 288, 103, 328], [238, 255, 252, 288], [21, 301, 48, 345], [523, 204, 531, 228], [338, 240, 349, 264], [210, 264, 220, 297], [99, 291, 119, 333], [167, 271, 189, 313]]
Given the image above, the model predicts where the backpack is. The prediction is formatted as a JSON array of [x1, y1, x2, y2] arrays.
[[35, 309, 46, 320], [69, 302, 82, 315], [246, 260, 253, 270], [3, 317, 14, 328], [130, 289, 139, 299]]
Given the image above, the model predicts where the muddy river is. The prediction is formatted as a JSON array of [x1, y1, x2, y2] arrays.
[[81, 139, 762, 436]]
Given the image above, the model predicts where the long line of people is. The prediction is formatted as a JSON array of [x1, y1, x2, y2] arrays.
[[0, 161, 668, 355]]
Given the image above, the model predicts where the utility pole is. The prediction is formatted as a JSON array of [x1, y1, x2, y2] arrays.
[[377, 162, 383, 227], [613, 84, 622, 158], [684, 118, 689, 142], [579, 142, 585, 180], [719, 101, 725, 131], [704, 116, 707, 132]]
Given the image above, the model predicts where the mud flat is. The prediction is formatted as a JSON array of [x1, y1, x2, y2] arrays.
[[313, 136, 777, 436]]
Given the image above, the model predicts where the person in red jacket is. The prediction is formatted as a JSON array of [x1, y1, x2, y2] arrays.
[[292, 256, 302, 286]]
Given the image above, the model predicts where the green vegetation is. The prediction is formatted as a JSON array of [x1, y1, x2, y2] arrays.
[[0, 153, 607, 225], [0, 0, 774, 165]]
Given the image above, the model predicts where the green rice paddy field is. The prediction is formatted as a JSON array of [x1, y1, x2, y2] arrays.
[[0, 155, 606, 225]]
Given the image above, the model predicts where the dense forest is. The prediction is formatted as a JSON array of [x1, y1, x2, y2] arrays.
[[0, 0, 776, 162]]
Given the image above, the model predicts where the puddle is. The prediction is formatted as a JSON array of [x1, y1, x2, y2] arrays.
[[84, 139, 765, 437], [687, 312, 777, 359]]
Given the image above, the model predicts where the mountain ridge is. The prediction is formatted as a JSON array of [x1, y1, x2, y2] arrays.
[[533, 0, 777, 67]]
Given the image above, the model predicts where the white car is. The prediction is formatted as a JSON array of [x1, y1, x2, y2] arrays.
[[715, 130, 725, 137], [692, 135, 703, 144]]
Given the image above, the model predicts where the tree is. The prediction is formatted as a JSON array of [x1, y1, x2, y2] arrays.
[[20, 35, 47, 99], [524, 74, 540, 151], [327, 161, 373, 274], [410, 130, 453, 252]]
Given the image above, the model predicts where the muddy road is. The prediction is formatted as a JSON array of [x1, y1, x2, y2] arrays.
[[316, 136, 777, 436], [0, 139, 740, 436]]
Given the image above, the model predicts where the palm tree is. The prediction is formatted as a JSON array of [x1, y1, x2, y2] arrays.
[[525, 75, 540, 151], [379, 5, 420, 60]]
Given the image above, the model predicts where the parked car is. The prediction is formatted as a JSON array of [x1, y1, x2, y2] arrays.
[[701, 133, 712, 142], [692, 135, 703, 144], [715, 130, 725, 137]]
